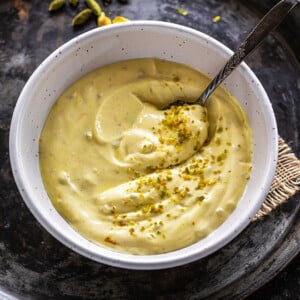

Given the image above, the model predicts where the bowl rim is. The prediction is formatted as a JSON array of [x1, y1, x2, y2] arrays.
[[9, 20, 278, 270]]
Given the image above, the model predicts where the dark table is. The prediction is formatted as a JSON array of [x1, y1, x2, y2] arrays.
[[1, 0, 299, 299]]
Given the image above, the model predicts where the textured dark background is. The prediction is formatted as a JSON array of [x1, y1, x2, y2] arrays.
[[0, 0, 299, 299]]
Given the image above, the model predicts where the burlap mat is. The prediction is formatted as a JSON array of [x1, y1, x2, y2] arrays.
[[254, 137, 300, 220]]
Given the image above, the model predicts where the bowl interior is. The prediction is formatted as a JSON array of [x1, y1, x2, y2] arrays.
[[9, 21, 278, 270]]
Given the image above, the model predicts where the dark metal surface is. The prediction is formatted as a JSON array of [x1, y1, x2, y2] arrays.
[[0, 0, 299, 299]]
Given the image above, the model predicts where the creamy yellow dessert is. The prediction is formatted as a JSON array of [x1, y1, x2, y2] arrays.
[[39, 58, 253, 254]]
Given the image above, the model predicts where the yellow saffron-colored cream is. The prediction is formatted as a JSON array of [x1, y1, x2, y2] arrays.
[[39, 58, 253, 254]]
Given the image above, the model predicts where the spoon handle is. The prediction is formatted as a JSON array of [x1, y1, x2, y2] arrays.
[[199, 0, 299, 104]]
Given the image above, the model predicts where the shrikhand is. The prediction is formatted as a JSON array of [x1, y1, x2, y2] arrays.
[[39, 58, 253, 255]]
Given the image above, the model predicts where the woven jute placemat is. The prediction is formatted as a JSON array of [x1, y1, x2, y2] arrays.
[[254, 137, 300, 220]]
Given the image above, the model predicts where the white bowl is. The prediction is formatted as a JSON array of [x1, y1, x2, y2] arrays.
[[9, 21, 278, 270]]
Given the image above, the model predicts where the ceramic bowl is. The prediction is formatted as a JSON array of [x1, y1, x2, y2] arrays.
[[9, 21, 278, 270]]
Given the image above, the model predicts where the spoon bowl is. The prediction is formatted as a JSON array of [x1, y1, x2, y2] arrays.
[[164, 0, 298, 110]]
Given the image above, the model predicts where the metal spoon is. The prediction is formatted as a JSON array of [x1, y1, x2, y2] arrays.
[[165, 0, 299, 109]]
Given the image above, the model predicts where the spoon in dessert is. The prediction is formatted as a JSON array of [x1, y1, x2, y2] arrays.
[[164, 0, 299, 109]]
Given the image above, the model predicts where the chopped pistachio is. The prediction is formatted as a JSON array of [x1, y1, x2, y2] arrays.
[[178, 7, 189, 16], [213, 15, 221, 23]]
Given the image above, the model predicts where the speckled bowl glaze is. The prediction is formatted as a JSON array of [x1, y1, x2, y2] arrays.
[[9, 21, 278, 270]]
